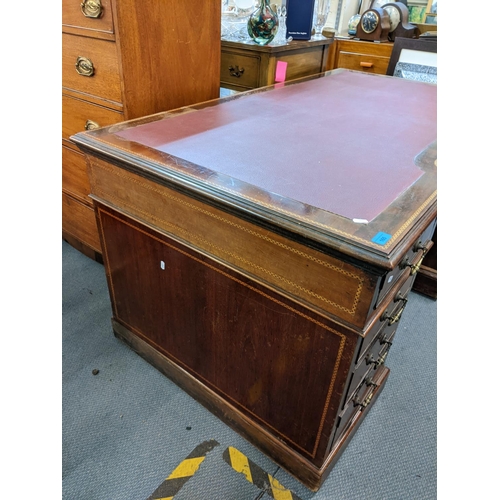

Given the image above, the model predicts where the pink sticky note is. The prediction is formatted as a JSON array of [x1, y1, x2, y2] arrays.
[[275, 60, 287, 83]]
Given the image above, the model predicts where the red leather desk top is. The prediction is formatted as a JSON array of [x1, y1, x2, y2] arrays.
[[115, 71, 437, 222]]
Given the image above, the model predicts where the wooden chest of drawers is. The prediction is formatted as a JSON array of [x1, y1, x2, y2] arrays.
[[71, 69, 437, 490], [62, 0, 221, 259], [329, 37, 393, 75], [221, 38, 333, 91]]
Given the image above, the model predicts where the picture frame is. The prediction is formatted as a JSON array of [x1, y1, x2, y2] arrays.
[[425, 0, 437, 24], [386, 37, 437, 76]]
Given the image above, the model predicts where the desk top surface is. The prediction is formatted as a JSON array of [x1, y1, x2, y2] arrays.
[[72, 69, 437, 267]]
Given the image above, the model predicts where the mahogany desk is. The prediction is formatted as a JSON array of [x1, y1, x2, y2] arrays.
[[72, 69, 437, 491]]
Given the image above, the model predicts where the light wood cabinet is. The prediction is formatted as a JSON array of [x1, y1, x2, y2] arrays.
[[329, 38, 393, 75], [62, 0, 221, 259]]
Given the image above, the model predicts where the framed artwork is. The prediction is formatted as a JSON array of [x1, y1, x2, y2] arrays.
[[386, 37, 437, 77], [425, 0, 437, 24]]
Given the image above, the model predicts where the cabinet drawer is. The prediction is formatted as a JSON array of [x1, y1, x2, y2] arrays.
[[220, 51, 260, 89], [62, 0, 114, 38], [348, 340, 391, 405], [62, 192, 101, 252], [63, 144, 92, 206], [337, 51, 390, 75], [62, 95, 124, 143], [62, 33, 122, 104], [334, 364, 386, 444], [357, 271, 415, 365]]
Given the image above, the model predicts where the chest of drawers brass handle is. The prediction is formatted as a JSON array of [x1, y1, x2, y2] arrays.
[[85, 120, 100, 131], [76, 57, 95, 77], [228, 65, 245, 78], [81, 0, 103, 18]]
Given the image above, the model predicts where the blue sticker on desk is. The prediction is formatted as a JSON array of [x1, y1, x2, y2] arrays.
[[372, 232, 392, 245]]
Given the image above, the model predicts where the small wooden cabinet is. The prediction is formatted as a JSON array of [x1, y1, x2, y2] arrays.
[[221, 38, 333, 91], [329, 37, 393, 75], [62, 0, 221, 259]]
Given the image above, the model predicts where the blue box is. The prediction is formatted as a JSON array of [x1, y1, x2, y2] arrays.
[[286, 0, 315, 40]]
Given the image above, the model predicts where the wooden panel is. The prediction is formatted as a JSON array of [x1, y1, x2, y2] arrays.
[[98, 205, 359, 463], [62, 33, 122, 104], [62, 94, 124, 143], [62, 192, 101, 252], [62, 0, 115, 39], [277, 49, 325, 81], [220, 51, 261, 90], [88, 158, 380, 328], [62, 144, 92, 205], [112, 0, 221, 119]]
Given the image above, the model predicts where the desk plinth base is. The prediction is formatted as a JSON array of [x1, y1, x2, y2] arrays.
[[112, 318, 389, 491]]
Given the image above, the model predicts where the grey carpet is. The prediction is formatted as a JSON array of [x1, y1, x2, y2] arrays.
[[62, 240, 436, 500]]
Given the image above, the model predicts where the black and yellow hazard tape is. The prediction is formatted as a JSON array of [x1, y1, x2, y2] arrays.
[[146, 439, 219, 500], [222, 446, 302, 500]]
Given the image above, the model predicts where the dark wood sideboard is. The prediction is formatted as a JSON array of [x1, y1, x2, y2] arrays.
[[71, 69, 437, 491], [62, 0, 221, 260]]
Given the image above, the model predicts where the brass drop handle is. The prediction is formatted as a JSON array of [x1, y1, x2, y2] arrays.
[[354, 391, 374, 408], [76, 56, 95, 77], [379, 335, 393, 346], [360, 62, 374, 68], [366, 351, 388, 367], [382, 305, 405, 325], [228, 65, 245, 78], [81, 0, 103, 18], [410, 252, 427, 275], [393, 291, 408, 304], [363, 376, 377, 387], [85, 120, 100, 130], [413, 239, 427, 252]]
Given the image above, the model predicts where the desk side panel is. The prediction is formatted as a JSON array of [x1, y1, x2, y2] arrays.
[[88, 157, 379, 328], [97, 204, 359, 464]]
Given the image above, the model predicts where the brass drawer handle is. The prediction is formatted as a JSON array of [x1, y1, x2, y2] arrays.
[[382, 302, 406, 325], [366, 351, 388, 367], [360, 61, 374, 68], [228, 65, 245, 78], [75, 56, 95, 77], [81, 0, 103, 18], [85, 120, 100, 130], [410, 252, 427, 275], [379, 335, 393, 347], [353, 390, 374, 408]]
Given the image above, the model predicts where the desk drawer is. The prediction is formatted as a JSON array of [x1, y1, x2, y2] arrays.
[[376, 219, 436, 307], [220, 51, 260, 89], [62, 0, 114, 37], [337, 51, 389, 75], [334, 364, 386, 444], [357, 272, 415, 365], [63, 95, 124, 143], [348, 339, 392, 405], [62, 33, 122, 104]]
